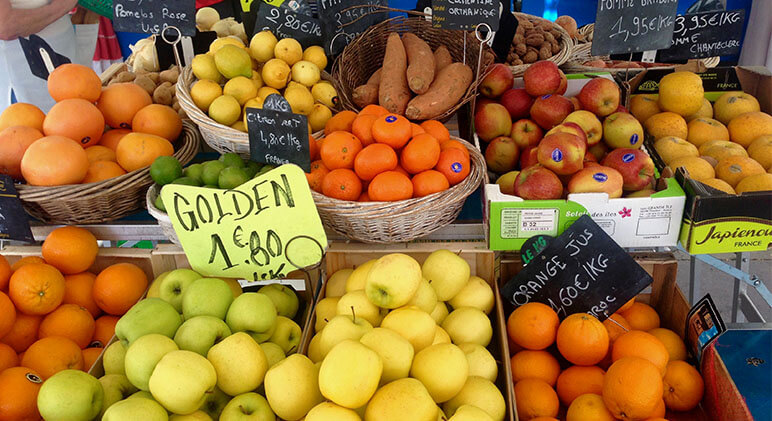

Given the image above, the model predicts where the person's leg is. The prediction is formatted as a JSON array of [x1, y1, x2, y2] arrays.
[[0, 40, 14, 109]]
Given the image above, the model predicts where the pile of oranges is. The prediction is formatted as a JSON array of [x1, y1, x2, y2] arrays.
[[0, 63, 183, 187], [306, 105, 472, 201], [0, 226, 148, 420], [506, 298, 705, 421]]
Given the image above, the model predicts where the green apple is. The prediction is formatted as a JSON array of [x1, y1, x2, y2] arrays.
[[318, 315, 373, 359], [407, 278, 439, 313], [149, 350, 217, 415], [128, 390, 155, 400], [380, 306, 436, 352], [268, 316, 301, 354], [207, 332, 268, 396], [442, 377, 505, 421], [147, 271, 170, 298], [365, 253, 421, 309], [410, 343, 469, 403], [319, 340, 382, 409], [198, 386, 230, 419], [125, 333, 179, 390], [103, 340, 127, 375], [170, 411, 213, 421], [220, 392, 275, 420], [345, 260, 375, 292], [37, 370, 103, 421], [103, 397, 168, 421], [306, 401, 361, 421], [337, 290, 382, 326], [365, 378, 437, 421], [160, 268, 203, 312], [259, 342, 285, 367], [174, 316, 232, 356], [258, 284, 299, 319], [433, 326, 451, 345], [359, 327, 414, 384], [99, 374, 138, 417], [448, 276, 494, 314], [325, 268, 353, 298], [225, 292, 278, 343], [115, 298, 183, 346], [430, 301, 449, 325], [264, 354, 323, 420], [458, 343, 497, 382], [448, 404, 494, 421], [422, 250, 471, 301], [182, 278, 234, 320], [442, 307, 492, 346], [314, 297, 339, 331]]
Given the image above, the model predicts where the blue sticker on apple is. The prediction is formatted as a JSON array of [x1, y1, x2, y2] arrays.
[[630, 133, 639, 145], [622, 153, 635, 163], [551, 148, 563, 162], [542, 94, 552, 99], [593, 172, 608, 182]]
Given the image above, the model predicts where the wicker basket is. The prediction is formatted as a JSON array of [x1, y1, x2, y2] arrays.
[[564, 43, 720, 74], [507, 13, 573, 76], [311, 136, 486, 243], [146, 184, 180, 245], [332, 16, 495, 121], [16, 121, 201, 224], [577, 23, 593, 43]]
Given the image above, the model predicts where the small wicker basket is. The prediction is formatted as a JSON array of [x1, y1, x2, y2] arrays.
[[332, 15, 495, 121], [507, 13, 574, 76], [563, 42, 721, 75], [577, 23, 594, 43], [146, 184, 180, 245], [16, 121, 201, 224], [311, 136, 487, 243]]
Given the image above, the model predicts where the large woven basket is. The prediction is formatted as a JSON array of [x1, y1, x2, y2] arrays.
[[507, 12, 573, 76], [312, 137, 487, 243], [146, 184, 180, 245], [577, 23, 594, 43], [16, 121, 201, 224], [564, 42, 720, 74], [332, 16, 495, 121]]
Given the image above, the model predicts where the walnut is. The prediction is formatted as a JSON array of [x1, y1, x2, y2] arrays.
[[513, 34, 525, 45], [524, 50, 538, 63], [519, 19, 534, 31], [516, 24, 525, 35], [526, 33, 545, 47], [544, 32, 556, 43], [539, 45, 553, 60], [515, 43, 527, 56], [512, 58, 524, 66], [550, 29, 562, 39], [551, 40, 561, 54]]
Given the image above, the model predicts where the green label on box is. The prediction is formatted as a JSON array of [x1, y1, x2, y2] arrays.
[[682, 217, 772, 254]]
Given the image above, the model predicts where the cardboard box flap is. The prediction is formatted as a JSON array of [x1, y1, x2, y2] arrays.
[[736, 66, 772, 114]]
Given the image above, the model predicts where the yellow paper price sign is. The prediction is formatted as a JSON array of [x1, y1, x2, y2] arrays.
[[161, 164, 327, 281]]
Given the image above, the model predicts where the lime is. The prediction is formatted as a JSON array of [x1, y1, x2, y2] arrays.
[[150, 156, 183, 186], [204, 184, 220, 189], [171, 177, 201, 186], [154, 195, 166, 212], [218, 167, 250, 189], [256, 165, 274, 177], [219, 152, 245, 168], [202, 160, 226, 185], [244, 160, 262, 178], [183, 163, 204, 183]]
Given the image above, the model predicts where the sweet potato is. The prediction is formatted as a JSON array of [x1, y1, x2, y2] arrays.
[[434, 46, 453, 73], [402, 33, 435, 95], [353, 68, 382, 108], [379, 33, 411, 115], [405, 62, 473, 120]]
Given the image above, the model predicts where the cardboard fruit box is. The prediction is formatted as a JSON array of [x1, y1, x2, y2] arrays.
[[300, 242, 517, 421]]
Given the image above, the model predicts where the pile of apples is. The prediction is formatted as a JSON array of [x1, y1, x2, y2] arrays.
[[302, 250, 507, 421], [476, 61, 658, 199], [36, 269, 304, 420]]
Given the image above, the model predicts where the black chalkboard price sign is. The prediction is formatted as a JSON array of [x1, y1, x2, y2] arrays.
[[501, 215, 653, 321], [246, 94, 311, 172], [0, 175, 34, 243], [254, 5, 323, 49], [658, 9, 745, 62], [113, 0, 196, 37], [318, 0, 388, 55], [432, 0, 501, 31], [592, 0, 678, 56]]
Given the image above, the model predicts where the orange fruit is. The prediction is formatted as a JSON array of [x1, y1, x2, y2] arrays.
[[0, 292, 15, 338], [435, 148, 471, 185], [0, 126, 44, 180], [10, 256, 45, 272], [92, 315, 119, 348], [358, 104, 390, 117], [602, 357, 663, 420], [420, 120, 450, 144], [644, 112, 688, 140], [97, 83, 153, 129], [440, 139, 470, 160], [38, 304, 96, 348], [727, 111, 772, 147], [42, 226, 98, 275], [612, 330, 669, 376], [20, 136, 89, 186], [556, 365, 606, 406], [321, 168, 362, 201], [84, 145, 116, 163], [320, 131, 363, 170], [42, 98, 105, 147], [0, 313, 41, 353], [514, 378, 560, 420], [368, 170, 413, 201], [618, 297, 635, 313], [392, 164, 410, 177], [132, 104, 183, 141], [530, 418, 559, 421], [62, 272, 101, 318], [648, 328, 687, 361], [411, 123, 425, 137], [21, 336, 83, 379], [116, 132, 174, 172], [372, 114, 412, 149], [620, 302, 660, 331], [324, 110, 357, 135], [47, 63, 101, 103], [358, 191, 370, 202], [82, 347, 102, 371], [662, 361, 704, 411], [0, 103, 45, 133], [92, 263, 148, 316], [0, 366, 43, 421], [8, 263, 65, 316], [0, 255, 10, 290], [351, 114, 378, 146], [507, 302, 559, 350], [401, 133, 441, 174], [309, 134, 319, 161], [83, 160, 127, 183], [566, 393, 616, 421], [557, 313, 609, 366], [510, 350, 561, 386], [603, 313, 631, 342], [648, 399, 666, 418], [412, 170, 449, 197], [0, 343, 19, 372], [354, 143, 398, 181], [715, 155, 765, 188], [306, 160, 330, 193], [99, 129, 131, 151]]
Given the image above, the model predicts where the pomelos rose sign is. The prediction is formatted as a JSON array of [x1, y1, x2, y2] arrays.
[[161, 164, 327, 281]]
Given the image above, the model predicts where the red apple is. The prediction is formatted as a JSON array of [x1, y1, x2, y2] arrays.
[[496, 170, 520, 195], [546, 122, 587, 145], [567, 166, 624, 198], [588, 142, 608, 162], [537, 132, 586, 175], [601, 148, 655, 191], [568, 96, 582, 111], [475, 103, 512, 142], [578, 78, 620, 117], [475, 97, 496, 114], [602, 112, 644, 149], [523, 61, 562, 96], [499, 89, 534, 120], [564, 110, 603, 146], [556, 70, 567, 95], [584, 150, 598, 162], [511, 118, 543, 149], [615, 104, 629, 113], [627, 189, 656, 198], [530, 94, 574, 130], [485, 136, 519, 173], [480, 63, 514, 99], [520, 146, 539, 169], [514, 164, 564, 200]]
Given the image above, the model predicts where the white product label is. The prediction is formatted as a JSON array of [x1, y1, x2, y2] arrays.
[[500, 208, 559, 238]]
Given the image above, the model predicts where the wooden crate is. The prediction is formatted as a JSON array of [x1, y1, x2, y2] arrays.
[[302, 241, 516, 421]]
